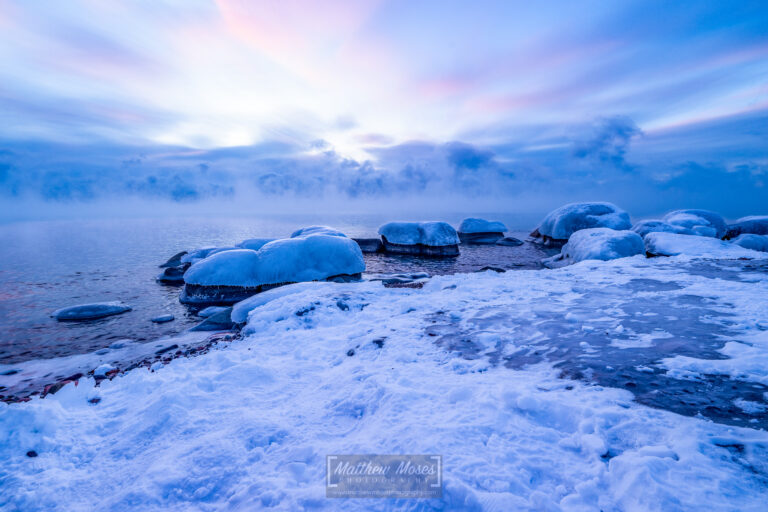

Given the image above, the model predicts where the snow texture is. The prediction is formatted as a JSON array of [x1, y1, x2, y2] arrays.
[[4, 258, 768, 511], [631, 220, 691, 238], [51, 302, 132, 321], [727, 216, 768, 238], [236, 238, 275, 251], [290, 226, 347, 238], [663, 210, 727, 239], [548, 228, 644, 267], [644, 232, 765, 258], [183, 249, 261, 287], [534, 202, 631, 241], [458, 218, 507, 234], [732, 234, 768, 252], [378, 221, 459, 246]]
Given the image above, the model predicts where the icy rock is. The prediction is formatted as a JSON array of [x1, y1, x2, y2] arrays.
[[198, 306, 230, 318], [182, 236, 365, 305], [725, 216, 768, 239], [378, 221, 460, 256], [496, 236, 524, 247], [644, 232, 763, 258], [93, 363, 115, 377], [531, 202, 631, 244], [290, 226, 347, 238], [544, 228, 644, 267], [631, 220, 692, 238], [662, 210, 727, 239], [353, 238, 384, 253], [151, 314, 174, 323], [52, 302, 132, 321], [190, 308, 234, 331], [458, 218, 507, 244], [159, 251, 187, 268], [156, 266, 185, 284], [732, 234, 768, 252], [180, 247, 219, 264], [236, 238, 275, 251]]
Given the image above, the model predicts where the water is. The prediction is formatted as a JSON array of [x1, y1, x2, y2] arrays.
[[0, 214, 547, 364]]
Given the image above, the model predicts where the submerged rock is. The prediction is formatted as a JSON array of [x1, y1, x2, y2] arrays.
[[496, 237, 524, 247], [156, 266, 185, 284], [378, 221, 460, 257], [458, 218, 507, 244], [662, 210, 727, 239], [159, 251, 188, 268], [544, 228, 644, 268], [725, 216, 768, 239], [531, 202, 631, 245], [52, 302, 132, 321], [151, 314, 175, 323], [353, 238, 384, 253]]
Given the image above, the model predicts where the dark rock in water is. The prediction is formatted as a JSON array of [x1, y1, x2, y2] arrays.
[[159, 251, 188, 268], [528, 229, 566, 247], [477, 266, 506, 273], [353, 237, 384, 253], [155, 343, 179, 354], [326, 273, 363, 283], [381, 237, 459, 257], [52, 302, 132, 321], [157, 266, 185, 284], [725, 216, 768, 239], [190, 308, 235, 331], [496, 237, 524, 247], [458, 231, 504, 244], [151, 314, 175, 323]]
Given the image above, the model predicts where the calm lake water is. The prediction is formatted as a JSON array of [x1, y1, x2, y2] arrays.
[[0, 213, 549, 364]]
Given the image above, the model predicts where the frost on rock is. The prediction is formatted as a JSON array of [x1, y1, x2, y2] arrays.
[[644, 232, 764, 258], [290, 226, 347, 238], [545, 228, 644, 267], [531, 202, 631, 244], [458, 218, 507, 244], [732, 234, 768, 252], [725, 216, 768, 239], [631, 220, 692, 238], [52, 302, 132, 321], [236, 238, 275, 251], [378, 221, 460, 256], [181, 236, 364, 305], [662, 210, 727, 239]]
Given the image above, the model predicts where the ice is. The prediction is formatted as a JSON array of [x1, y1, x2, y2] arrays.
[[732, 234, 768, 252], [236, 238, 275, 251], [644, 232, 765, 258], [183, 249, 261, 286], [180, 246, 236, 264], [545, 228, 644, 267], [532, 202, 631, 242], [663, 209, 727, 239], [52, 302, 132, 321], [3, 258, 768, 510], [197, 306, 230, 318], [726, 215, 768, 238], [231, 281, 334, 324], [290, 225, 347, 238], [458, 218, 507, 234], [378, 221, 459, 246], [631, 220, 692, 237], [150, 314, 174, 323]]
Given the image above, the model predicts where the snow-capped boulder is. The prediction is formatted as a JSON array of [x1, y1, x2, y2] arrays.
[[662, 210, 727, 239], [198, 306, 230, 318], [52, 302, 132, 321], [290, 226, 347, 238], [731, 234, 768, 252], [181, 246, 237, 265], [531, 202, 631, 245], [159, 251, 187, 268], [181, 236, 365, 305], [458, 218, 507, 244], [725, 216, 768, 239], [156, 266, 185, 284], [378, 221, 460, 256], [544, 228, 644, 268], [631, 220, 692, 238], [353, 238, 384, 253], [236, 238, 275, 251], [644, 232, 763, 258]]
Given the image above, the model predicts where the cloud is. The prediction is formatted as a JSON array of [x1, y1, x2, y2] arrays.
[[572, 116, 642, 170]]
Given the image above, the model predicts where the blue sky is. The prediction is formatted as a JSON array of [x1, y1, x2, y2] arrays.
[[0, 0, 766, 218]]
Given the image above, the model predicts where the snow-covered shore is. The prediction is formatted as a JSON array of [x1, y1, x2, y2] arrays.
[[2, 255, 768, 511]]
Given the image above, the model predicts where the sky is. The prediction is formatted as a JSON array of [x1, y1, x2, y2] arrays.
[[0, 0, 766, 220]]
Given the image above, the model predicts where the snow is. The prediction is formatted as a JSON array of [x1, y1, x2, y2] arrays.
[[631, 220, 691, 238], [236, 238, 275, 251], [663, 210, 727, 239], [51, 302, 132, 321], [534, 202, 631, 241], [726, 215, 768, 238], [291, 226, 347, 238], [644, 232, 765, 258], [732, 234, 768, 252], [180, 246, 236, 264], [183, 249, 261, 286], [197, 306, 230, 318], [546, 228, 644, 267], [458, 218, 507, 234], [378, 221, 459, 246]]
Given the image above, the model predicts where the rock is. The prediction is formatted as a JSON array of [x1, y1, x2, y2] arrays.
[[52, 302, 132, 321], [544, 228, 644, 268], [458, 232, 504, 244], [156, 266, 185, 284], [378, 221, 460, 257], [151, 314, 175, 323], [26, 450, 38, 458], [159, 251, 188, 268], [531, 202, 631, 245], [725, 216, 768, 239], [190, 308, 235, 331], [353, 238, 384, 253], [495, 237, 524, 247], [93, 363, 115, 377], [731, 234, 768, 252], [458, 218, 507, 244], [662, 210, 727, 239], [631, 220, 692, 238], [477, 266, 506, 273]]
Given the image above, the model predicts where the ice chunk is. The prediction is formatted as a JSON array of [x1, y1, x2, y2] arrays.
[[644, 232, 764, 258], [93, 363, 114, 377], [545, 228, 644, 267], [290, 226, 347, 238], [662, 210, 726, 239], [532, 202, 631, 242], [725, 215, 768, 239], [731, 234, 768, 252], [52, 302, 132, 321], [236, 238, 275, 251], [631, 220, 692, 238], [198, 306, 230, 318], [458, 218, 507, 234]]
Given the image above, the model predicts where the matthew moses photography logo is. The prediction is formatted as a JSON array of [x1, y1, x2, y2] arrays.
[[327, 455, 442, 498]]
